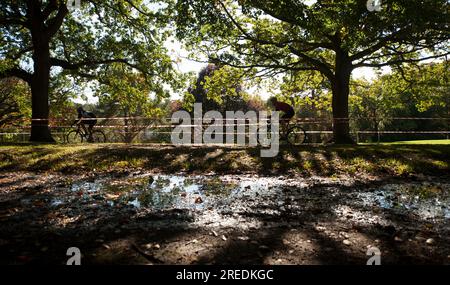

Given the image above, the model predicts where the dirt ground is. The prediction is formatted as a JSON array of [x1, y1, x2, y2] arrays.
[[0, 170, 449, 265]]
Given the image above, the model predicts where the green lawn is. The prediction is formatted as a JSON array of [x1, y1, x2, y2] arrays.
[[378, 139, 450, 145], [0, 143, 448, 177]]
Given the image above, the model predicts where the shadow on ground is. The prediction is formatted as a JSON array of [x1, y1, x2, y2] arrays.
[[0, 171, 448, 265]]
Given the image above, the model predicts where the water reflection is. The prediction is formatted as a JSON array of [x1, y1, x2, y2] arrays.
[[358, 183, 450, 219], [65, 174, 449, 220]]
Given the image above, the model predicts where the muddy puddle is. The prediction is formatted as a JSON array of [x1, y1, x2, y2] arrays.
[[4, 172, 450, 265], [357, 183, 450, 220], [45, 173, 450, 228], [66, 174, 262, 210]]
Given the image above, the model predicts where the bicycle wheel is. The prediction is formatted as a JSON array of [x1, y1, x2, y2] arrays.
[[91, 130, 106, 143], [287, 126, 306, 145], [256, 126, 274, 146], [66, 130, 84, 143]]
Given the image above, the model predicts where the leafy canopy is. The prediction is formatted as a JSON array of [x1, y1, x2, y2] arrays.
[[0, 0, 183, 97], [175, 0, 449, 80]]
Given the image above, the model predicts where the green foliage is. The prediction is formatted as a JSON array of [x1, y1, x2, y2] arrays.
[[388, 63, 449, 113], [0, 1, 183, 134], [0, 78, 31, 127], [175, 0, 449, 72], [350, 62, 450, 141], [48, 73, 78, 120], [184, 64, 259, 113], [98, 65, 161, 117], [95, 65, 168, 143], [264, 61, 449, 142], [175, 0, 449, 142], [277, 70, 333, 117], [201, 65, 248, 104]]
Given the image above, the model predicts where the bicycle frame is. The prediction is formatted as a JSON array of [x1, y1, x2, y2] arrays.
[[72, 123, 90, 140], [65, 121, 106, 144], [274, 118, 297, 141]]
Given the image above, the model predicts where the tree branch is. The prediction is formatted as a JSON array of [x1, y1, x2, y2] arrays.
[[7, 47, 34, 61], [218, 1, 332, 50], [45, 4, 68, 40], [288, 46, 335, 80], [42, 0, 59, 20], [349, 27, 412, 61], [215, 1, 334, 80], [0, 18, 28, 27], [209, 56, 319, 72], [0, 67, 32, 83], [354, 52, 450, 68], [50, 57, 143, 72]]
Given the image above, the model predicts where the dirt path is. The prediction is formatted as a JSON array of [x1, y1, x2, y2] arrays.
[[0, 171, 449, 265]]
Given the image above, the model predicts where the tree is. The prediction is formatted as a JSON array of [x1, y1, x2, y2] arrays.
[[376, 62, 450, 140], [184, 64, 254, 113], [349, 61, 450, 142], [0, 0, 178, 142], [48, 72, 79, 125], [402, 62, 449, 116], [275, 70, 334, 142], [97, 65, 166, 143], [0, 77, 31, 127], [277, 69, 332, 117], [175, 0, 449, 143], [349, 78, 390, 141]]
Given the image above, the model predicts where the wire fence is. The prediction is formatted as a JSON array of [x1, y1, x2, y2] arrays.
[[0, 116, 449, 144]]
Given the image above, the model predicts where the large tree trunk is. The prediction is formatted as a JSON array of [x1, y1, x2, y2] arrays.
[[331, 50, 354, 144], [29, 41, 54, 142]]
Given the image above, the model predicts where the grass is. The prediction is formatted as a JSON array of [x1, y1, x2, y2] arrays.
[[367, 139, 450, 145], [0, 143, 448, 177]]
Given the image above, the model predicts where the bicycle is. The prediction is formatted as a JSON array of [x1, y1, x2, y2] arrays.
[[257, 117, 307, 145], [65, 121, 107, 143]]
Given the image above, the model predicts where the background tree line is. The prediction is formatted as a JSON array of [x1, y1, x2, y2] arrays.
[[1, 60, 448, 143], [0, 1, 448, 143]]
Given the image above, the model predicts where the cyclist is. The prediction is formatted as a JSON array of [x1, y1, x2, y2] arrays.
[[76, 107, 97, 142], [269, 97, 295, 132]]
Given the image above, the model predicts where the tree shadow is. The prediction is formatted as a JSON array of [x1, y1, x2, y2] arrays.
[[1, 144, 449, 177], [193, 177, 450, 265], [0, 173, 197, 265], [1, 144, 449, 264]]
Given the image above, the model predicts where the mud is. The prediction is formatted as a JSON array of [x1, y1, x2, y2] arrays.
[[0, 171, 449, 264]]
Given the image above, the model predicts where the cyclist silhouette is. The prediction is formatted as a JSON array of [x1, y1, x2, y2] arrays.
[[76, 107, 97, 142], [269, 97, 295, 132]]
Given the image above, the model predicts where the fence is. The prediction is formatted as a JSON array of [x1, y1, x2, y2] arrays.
[[0, 117, 449, 144]]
